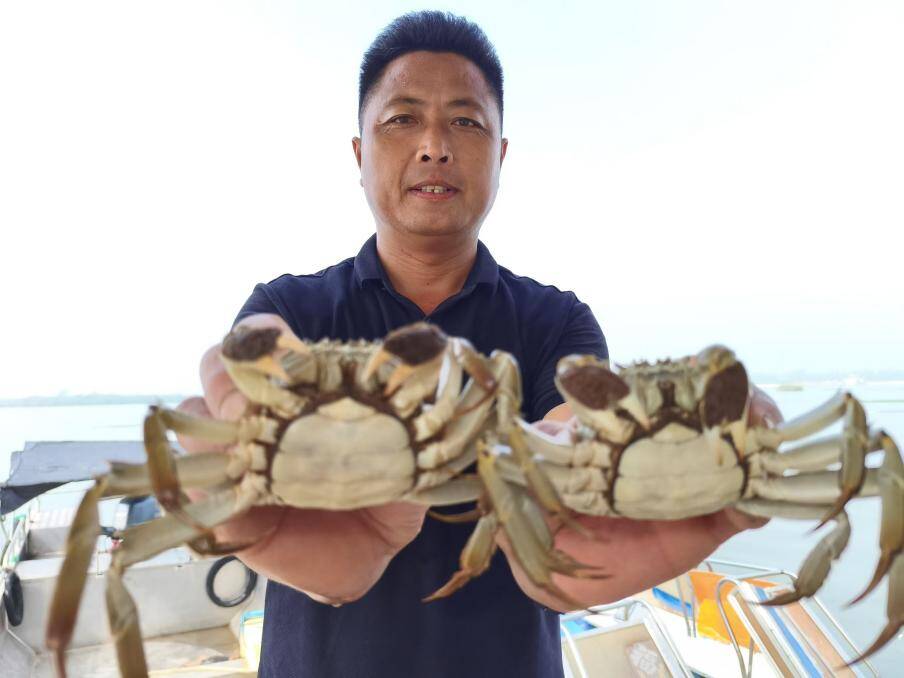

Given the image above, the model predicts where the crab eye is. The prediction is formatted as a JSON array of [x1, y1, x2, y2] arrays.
[[382, 323, 448, 366], [221, 327, 282, 362], [701, 361, 749, 428], [558, 364, 629, 410]]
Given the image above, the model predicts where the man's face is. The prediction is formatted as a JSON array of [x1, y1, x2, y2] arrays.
[[353, 51, 507, 240]]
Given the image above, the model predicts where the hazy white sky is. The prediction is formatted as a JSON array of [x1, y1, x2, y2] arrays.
[[1, 1, 902, 397]]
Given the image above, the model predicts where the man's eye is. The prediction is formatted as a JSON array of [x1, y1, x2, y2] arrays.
[[453, 118, 481, 128], [389, 115, 414, 124]]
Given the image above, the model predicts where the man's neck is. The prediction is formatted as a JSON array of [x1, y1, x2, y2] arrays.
[[376, 229, 478, 316]]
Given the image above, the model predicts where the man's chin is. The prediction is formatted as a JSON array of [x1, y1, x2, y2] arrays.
[[396, 221, 473, 238]]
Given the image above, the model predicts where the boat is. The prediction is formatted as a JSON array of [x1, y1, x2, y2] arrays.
[[1, 441, 263, 677], [0, 441, 884, 677], [563, 560, 879, 677]]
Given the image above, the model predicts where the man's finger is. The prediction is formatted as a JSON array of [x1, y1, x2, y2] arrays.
[[175, 396, 231, 455], [177, 396, 211, 419], [716, 507, 769, 536], [748, 384, 783, 428], [200, 343, 249, 421]]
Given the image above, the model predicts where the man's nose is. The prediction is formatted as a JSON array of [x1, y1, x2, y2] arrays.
[[417, 128, 452, 164]]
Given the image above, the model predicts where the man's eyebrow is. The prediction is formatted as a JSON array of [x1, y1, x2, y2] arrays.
[[380, 95, 487, 112], [382, 96, 426, 109], [446, 97, 486, 112]]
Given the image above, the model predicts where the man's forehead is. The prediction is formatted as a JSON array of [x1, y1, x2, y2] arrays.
[[372, 52, 494, 108]]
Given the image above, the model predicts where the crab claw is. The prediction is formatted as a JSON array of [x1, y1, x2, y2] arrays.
[[361, 347, 393, 383], [275, 332, 310, 355], [362, 323, 448, 389], [699, 349, 749, 429], [221, 326, 300, 382], [384, 363, 418, 396], [556, 357, 649, 429]]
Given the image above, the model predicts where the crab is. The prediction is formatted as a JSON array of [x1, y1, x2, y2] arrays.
[[44, 332, 901, 676], [448, 345, 901, 665], [46, 322, 573, 678]]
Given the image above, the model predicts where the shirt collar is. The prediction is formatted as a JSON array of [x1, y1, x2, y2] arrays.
[[353, 234, 499, 292]]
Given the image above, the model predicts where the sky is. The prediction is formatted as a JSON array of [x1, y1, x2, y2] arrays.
[[0, 1, 902, 397]]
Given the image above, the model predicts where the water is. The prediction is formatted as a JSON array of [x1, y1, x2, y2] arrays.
[[1, 385, 902, 671]]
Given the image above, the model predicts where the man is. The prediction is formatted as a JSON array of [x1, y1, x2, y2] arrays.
[[178, 11, 780, 677]]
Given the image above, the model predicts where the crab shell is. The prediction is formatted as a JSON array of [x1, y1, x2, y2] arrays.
[[552, 346, 750, 519]]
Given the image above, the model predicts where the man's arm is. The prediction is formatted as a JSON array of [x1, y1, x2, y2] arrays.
[[499, 389, 780, 612], [177, 313, 427, 603]]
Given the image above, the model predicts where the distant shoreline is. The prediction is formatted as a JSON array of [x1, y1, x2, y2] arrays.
[[3, 378, 904, 408], [0, 394, 189, 408]]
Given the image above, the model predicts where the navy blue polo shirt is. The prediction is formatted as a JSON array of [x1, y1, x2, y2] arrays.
[[236, 235, 607, 678]]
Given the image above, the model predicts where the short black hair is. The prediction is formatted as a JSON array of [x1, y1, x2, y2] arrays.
[[358, 11, 504, 129]]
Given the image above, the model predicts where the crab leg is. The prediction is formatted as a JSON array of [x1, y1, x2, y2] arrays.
[[749, 469, 879, 504], [222, 360, 306, 417], [46, 481, 106, 677], [143, 406, 242, 534], [142, 406, 278, 527], [413, 446, 478, 490], [851, 555, 904, 665], [404, 475, 484, 506], [818, 396, 871, 527], [410, 336, 505, 440], [484, 348, 521, 428], [751, 392, 848, 448], [411, 354, 464, 441], [416, 352, 518, 470], [851, 432, 903, 604], [45, 452, 248, 678], [753, 394, 872, 527], [423, 511, 500, 601], [739, 489, 903, 665], [760, 428, 884, 474], [518, 419, 613, 467], [504, 424, 595, 535], [143, 407, 193, 513], [471, 444, 601, 607], [96, 453, 232, 498], [490, 424, 614, 516], [738, 501, 851, 608], [104, 489, 245, 678]]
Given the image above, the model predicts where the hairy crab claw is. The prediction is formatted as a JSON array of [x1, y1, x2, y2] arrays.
[[219, 326, 313, 417], [363, 323, 449, 395], [221, 326, 310, 382], [555, 356, 648, 441]]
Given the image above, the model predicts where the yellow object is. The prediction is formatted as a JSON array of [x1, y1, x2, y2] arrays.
[[688, 570, 776, 647], [239, 610, 264, 670]]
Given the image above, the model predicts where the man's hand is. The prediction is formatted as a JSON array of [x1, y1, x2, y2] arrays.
[[499, 387, 782, 611], [177, 313, 427, 603]]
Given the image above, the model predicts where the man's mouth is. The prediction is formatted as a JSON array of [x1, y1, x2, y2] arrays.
[[408, 181, 459, 199], [414, 185, 454, 194]]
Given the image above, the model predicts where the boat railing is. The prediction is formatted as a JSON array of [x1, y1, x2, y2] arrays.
[[673, 558, 880, 678], [560, 597, 694, 678]]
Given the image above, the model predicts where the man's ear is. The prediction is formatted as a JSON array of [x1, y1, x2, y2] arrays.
[[500, 138, 508, 166], [352, 136, 362, 169]]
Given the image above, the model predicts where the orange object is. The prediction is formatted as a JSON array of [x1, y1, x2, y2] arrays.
[[688, 570, 776, 647]]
